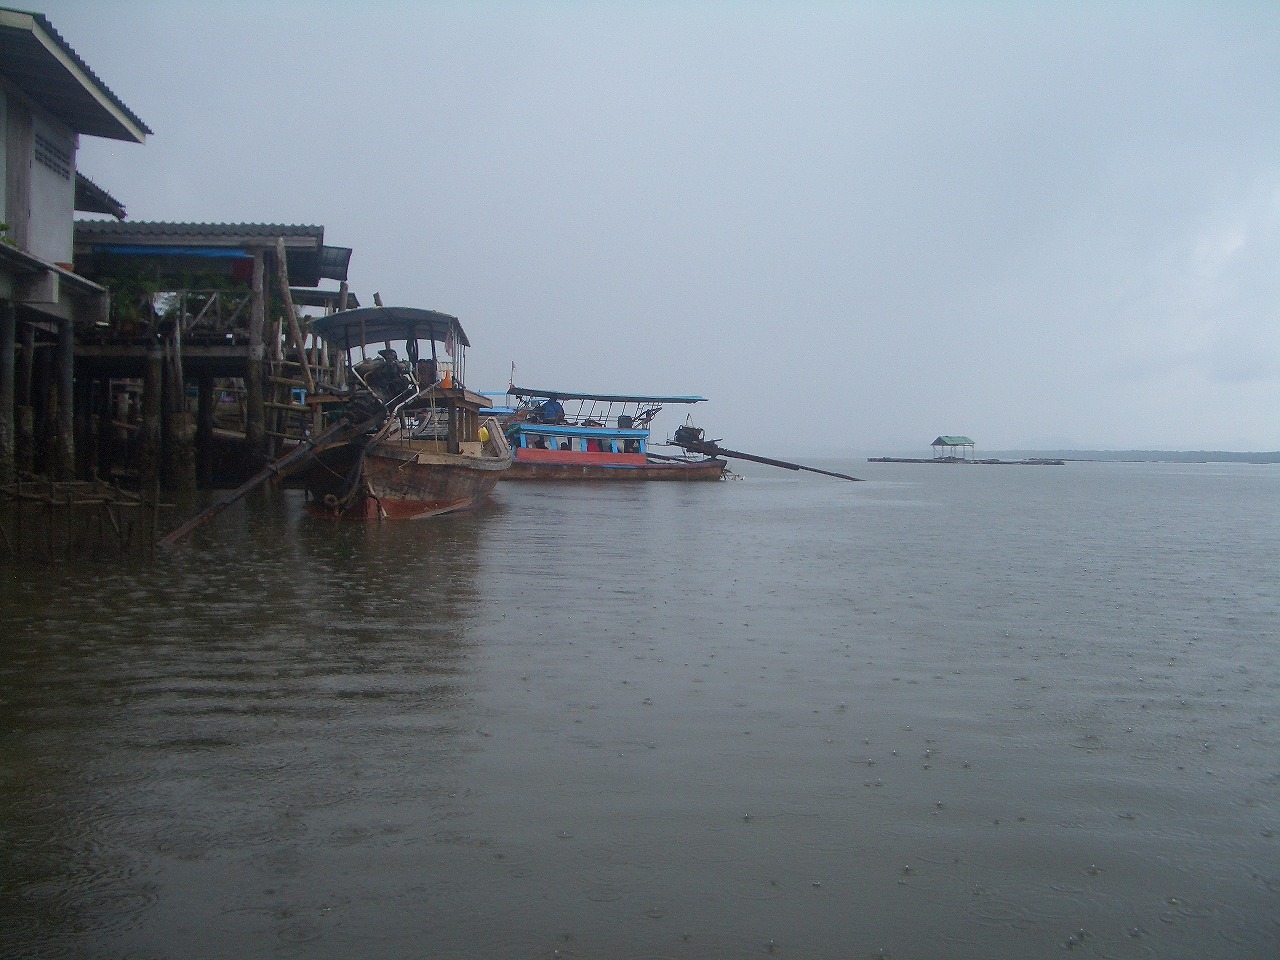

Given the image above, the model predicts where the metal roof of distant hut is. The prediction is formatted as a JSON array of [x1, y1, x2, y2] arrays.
[[932, 436, 975, 447], [0, 7, 151, 142], [74, 221, 352, 287]]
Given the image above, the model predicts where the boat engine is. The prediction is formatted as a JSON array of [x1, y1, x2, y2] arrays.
[[346, 352, 418, 422], [354, 354, 415, 404], [673, 424, 705, 448]]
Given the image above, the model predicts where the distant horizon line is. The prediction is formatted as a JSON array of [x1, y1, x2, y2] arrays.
[[848, 448, 1280, 465]]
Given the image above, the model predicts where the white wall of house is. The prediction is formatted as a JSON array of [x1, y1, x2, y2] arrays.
[[28, 113, 76, 266], [1, 84, 78, 266]]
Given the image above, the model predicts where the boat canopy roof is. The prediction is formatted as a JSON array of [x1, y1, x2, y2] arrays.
[[309, 306, 470, 349], [508, 384, 706, 404]]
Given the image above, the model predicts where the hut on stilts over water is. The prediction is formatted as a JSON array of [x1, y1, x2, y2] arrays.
[[931, 436, 975, 461]]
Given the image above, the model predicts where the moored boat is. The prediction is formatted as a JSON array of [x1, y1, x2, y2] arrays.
[[301, 307, 511, 518], [491, 385, 727, 481]]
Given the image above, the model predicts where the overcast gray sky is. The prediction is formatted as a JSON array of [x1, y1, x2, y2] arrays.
[[43, 0, 1280, 453]]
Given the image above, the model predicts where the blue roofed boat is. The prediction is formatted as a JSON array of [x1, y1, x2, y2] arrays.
[[488, 385, 728, 481]]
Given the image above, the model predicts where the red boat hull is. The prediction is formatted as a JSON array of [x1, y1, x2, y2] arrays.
[[303, 441, 509, 519], [505, 448, 726, 481]]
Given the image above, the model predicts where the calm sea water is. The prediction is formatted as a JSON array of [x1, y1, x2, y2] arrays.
[[1, 460, 1277, 959]]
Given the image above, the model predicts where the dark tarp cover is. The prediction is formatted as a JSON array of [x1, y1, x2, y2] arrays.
[[309, 306, 470, 349]]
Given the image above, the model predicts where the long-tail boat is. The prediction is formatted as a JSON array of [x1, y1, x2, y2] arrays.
[[491, 385, 727, 481], [300, 306, 511, 519]]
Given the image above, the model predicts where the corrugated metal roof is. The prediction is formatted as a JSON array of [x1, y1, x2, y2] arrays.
[[317, 245, 351, 282], [932, 436, 975, 446], [0, 7, 151, 141], [75, 221, 324, 244], [73, 223, 345, 287], [74, 172, 125, 218]]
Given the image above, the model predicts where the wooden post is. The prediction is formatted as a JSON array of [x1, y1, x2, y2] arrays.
[[65, 489, 74, 560], [16, 320, 35, 473], [163, 323, 196, 493], [54, 316, 75, 480], [274, 237, 315, 394], [33, 348, 54, 474], [95, 379, 114, 482], [335, 282, 348, 389], [245, 250, 267, 465], [149, 474, 159, 561], [74, 373, 95, 480], [0, 299, 14, 483], [140, 346, 162, 494], [196, 372, 215, 488], [45, 477, 54, 558], [13, 474, 22, 555], [0, 495, 11, 557]]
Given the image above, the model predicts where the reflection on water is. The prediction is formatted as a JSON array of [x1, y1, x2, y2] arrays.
[[1, 467, 1277, 959]]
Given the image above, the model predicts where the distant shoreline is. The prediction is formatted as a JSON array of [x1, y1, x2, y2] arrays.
[[867, 450, 1279, 465], [867, 456, 1065, 466]]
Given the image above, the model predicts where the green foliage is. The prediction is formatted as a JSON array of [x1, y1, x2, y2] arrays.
[[88, 255, 253, 331]]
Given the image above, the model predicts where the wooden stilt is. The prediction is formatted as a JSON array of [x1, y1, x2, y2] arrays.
[[275, 237, 315, 394], [55, 316, 74, 479], [163, 323, 196, 493], [74, 373, 94, 480], [141, 346, 162, 494], [0, 299, 14, 484], [245, 250, 267, 466], [16, 320, 35, 473], [196, 373, 214, 488]]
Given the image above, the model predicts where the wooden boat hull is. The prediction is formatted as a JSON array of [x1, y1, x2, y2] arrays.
[[505, 449, 727, 481], [302, 440, 509, 519]]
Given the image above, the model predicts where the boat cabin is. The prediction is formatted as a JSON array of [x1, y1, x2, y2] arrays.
[[515, 422, 649, 456], [308, 306, 493, 456], [494, 385, 709, 465]]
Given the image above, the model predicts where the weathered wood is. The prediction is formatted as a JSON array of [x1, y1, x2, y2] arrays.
[[16, 322, 34, 405], [54, 317, 75, 479], [334, 282, 349, 389], [196, 373, 215, 488], [140, 347, 163, 493], [73, 373, 95, 480], [162, 325, 196, 493], [159, 415, 377, 546], [274, 238, 315, 393], [0, 299, 14, 483], [244, 250, 266, 462], [149, 476, 160, 560], [16, 321, 35, 473]]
